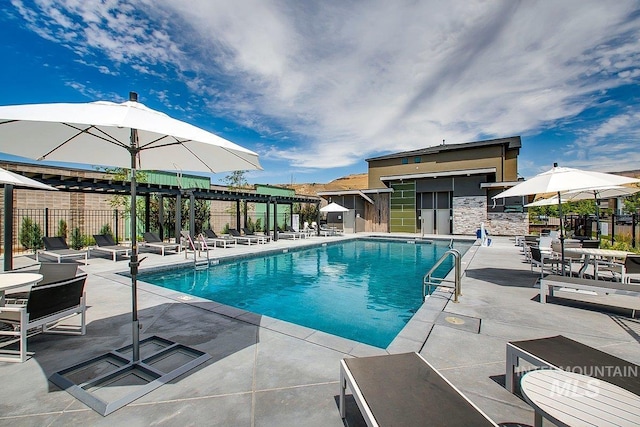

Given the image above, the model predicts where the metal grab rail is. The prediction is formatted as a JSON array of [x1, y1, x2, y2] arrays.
[[423, 248, 462, 302]]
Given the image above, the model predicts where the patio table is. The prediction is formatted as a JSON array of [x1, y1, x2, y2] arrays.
[[0, 273, 43, 305], [520, 369, 640, 427], [563, 247, 631, 279]]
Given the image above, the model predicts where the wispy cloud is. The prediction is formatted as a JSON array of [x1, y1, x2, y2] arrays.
[[10, 0, 640, 176]]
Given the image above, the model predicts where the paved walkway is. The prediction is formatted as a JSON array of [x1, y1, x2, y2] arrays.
[[0, 235, 638, 426]]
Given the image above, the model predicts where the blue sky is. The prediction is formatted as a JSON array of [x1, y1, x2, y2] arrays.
[[1, 1, 639, 186]]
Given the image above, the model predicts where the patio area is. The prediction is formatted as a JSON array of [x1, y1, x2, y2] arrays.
[[0, 234, 638, 426]]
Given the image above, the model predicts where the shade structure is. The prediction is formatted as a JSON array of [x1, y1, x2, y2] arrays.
[[320, 202, 349, 212], [494, 164, 640, 274], [0, 93, 262, 363]]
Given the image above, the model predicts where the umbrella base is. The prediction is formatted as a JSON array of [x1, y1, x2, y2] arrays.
[[49, 335, 211, 416]]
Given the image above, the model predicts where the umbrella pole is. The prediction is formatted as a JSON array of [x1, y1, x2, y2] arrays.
[[556, 191, 567, 276], [129, 129, 140, 363]]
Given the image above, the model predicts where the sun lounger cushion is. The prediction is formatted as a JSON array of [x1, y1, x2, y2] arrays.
[[340, 352, 497, 426]]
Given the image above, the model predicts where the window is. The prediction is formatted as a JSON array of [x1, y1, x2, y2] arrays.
[[414, 156, 421, 163], [401, 158, 408, 164]]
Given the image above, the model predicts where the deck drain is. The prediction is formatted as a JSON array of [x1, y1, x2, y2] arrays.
[[445, 316, 465, 325], [436, 312, 481, 334]]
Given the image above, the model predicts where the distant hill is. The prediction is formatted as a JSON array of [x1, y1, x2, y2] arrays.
[[279, 173, 368, 196]]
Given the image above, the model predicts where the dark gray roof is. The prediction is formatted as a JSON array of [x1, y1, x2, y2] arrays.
[[365, 136, 521, 162]]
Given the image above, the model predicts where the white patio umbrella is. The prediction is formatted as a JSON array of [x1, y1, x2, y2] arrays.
[[0, 167, 58, 270], [0, 92, 262, 362], [494, 163, 640, 274], [320, 202, 349, 212], [0, 167, 58, 190]]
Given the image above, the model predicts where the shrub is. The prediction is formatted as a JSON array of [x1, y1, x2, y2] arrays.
[[254, 218, 263, 232], [99, 223, 114, 238], [57, 219, 68, 239], [222, 223, 230, 234], [19, 217, 43, 252], [246, 217, 255, 233], [70, 227, 84, 250]]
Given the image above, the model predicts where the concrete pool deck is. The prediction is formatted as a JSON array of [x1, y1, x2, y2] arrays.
[[0, 234, 638, 426]]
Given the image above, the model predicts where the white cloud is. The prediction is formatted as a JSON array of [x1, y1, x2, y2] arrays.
[[11, 0, 640, 174]]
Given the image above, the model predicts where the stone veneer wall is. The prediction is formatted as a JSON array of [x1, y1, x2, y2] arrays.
[[452, 196, 486, 235], [486, 212, 529, 236], [453, 195, 529, 236]]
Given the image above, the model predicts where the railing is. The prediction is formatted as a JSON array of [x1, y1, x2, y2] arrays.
[[423, 248, 462, 302]]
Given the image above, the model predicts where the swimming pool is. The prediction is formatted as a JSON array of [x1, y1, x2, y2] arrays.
[[140, 238, 472, 348]]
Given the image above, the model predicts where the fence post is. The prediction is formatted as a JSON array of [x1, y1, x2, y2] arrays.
[[633, 213, 637, 248], [44, 207, 49, 237], [611, 214, 616, 244], [114, 209, 119, 243]]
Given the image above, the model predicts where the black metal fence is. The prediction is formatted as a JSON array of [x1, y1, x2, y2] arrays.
[[1, 208, 125, 255]]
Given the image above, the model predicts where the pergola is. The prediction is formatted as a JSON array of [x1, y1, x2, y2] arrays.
[[3, 169, 321, 270]]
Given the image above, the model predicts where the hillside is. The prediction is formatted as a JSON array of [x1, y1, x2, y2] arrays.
[[280, 173, 368, 196]]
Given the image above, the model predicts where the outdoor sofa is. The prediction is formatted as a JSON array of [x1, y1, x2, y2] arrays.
[[340, 352, 498, 426], [0, 274, 88, 363]]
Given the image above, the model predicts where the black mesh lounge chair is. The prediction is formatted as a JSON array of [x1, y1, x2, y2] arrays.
[[242, 227, 271, 242], [5, 262, 79, 302], [506, 335, 640, 396], [277, 226, 304, 240], [37, 236, 88, 264], [202, 230, 236, 248], [91, 234, 131, 261], [228, 228, 264, 245], [0, 274, 87, 362], [142, 232, 179, 256], [340, 352, 498, 426]]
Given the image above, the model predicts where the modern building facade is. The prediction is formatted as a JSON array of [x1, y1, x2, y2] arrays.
[[319, 136, 528, 236]]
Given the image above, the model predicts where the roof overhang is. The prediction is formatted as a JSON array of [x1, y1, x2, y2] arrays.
[[317, 188, 393, 204], [380, 167, 496, 181], [480, 181, 523, 189]]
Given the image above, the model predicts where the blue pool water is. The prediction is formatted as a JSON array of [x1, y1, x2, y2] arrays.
[[140, 238, 472, 348]]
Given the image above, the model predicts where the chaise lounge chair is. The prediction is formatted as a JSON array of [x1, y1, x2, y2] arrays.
[[277, 226, 305, 240], [142, 232, 180, 256], [242, 227, 271, 242], [506, 335, 640, 396], [90, 234, 131, 261], [37, 236, 88, 264], [340, 352, 498, 426], [228, 228, 265, 245], [202, 229, 236, 248]]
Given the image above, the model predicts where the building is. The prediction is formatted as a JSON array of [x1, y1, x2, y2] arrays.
[[319, 136, 527, 236]]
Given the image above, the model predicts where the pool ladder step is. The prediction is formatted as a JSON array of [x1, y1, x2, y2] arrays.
[[194, 260, 209, 270]]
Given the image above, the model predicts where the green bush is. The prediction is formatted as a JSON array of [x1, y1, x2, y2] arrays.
[[70, 227, 84, 250], [57, 219, 68, 239], [19, 217, 43, 252], [222, 223, 230, 234], [99, 223, 114, 238], [245, 217, 255, 233], [254, 218, 263, 232]]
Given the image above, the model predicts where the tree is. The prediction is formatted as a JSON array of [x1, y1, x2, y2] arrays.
[[222, 170, 249, 189]]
